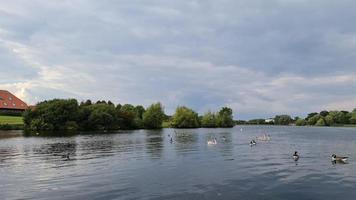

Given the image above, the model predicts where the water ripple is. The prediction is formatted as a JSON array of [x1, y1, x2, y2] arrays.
[[1, 126, 356, 199]]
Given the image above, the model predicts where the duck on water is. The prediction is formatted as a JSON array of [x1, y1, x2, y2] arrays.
[[293, 151, 299, 161], [249, 140, 256, 146], [331, 154, 348, 163]]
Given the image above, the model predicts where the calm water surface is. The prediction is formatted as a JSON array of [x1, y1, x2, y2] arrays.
[[1, 126, 356, 200]]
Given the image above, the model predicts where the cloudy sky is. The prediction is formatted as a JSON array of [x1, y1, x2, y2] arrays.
[[1, 0, 356, 119]]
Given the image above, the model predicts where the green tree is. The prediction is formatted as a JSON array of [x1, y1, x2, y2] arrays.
[[334, 111, 350, 124], [324, 115, 334, 126], [142, 103, 165, 129], [171, 106, 200, 128], [295, 118, 307, 126], [274, 115, 292, 125], [306, 112, 318, 120], [119, 104, 140, 129], [315, 118, 326, 126], [23, 99, 79, 130], [319, 110, 329, 117], [201, 111, 218, 128], [135, 105, 146, 119], [89, 109, 114, 130], [86, 103, 117, 130], [350, 109, 356, 124], [217, 107, 234, 127], [307, 114, 320, 125]]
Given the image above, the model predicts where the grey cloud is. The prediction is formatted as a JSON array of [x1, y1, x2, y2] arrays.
[[0, 0, 356, 119]]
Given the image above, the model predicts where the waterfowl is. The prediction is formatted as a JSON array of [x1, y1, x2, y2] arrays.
[[207, 138, 217, 145], [222, 136, 227, 141], [293, 151, 299, 161], [331, 154, 348, 162], [170, 137, 173, 143], [249, 140, 256, 146]]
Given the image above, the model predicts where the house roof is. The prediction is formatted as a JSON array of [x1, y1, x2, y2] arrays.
[[0, 90, 28, 110]]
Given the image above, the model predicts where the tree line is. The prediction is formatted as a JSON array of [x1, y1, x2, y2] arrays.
[[23, 99, 235, 131], [295, 109, 356, 126], [236, 109, 356, 126], [236, 114, 293, 125]]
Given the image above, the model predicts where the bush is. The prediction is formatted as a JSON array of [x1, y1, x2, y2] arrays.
[[307, 114, 321, 125], [201, 111, 218, 128], [315, 118, 326, 126], [171, 106, 200, 128], [143, 103, 165, 129], [65, 121, 79, 131], [217, 107, 234, 127], [274, 115, 292, 125], [24, 99, 79, 130], [295, 119, 307, 126]]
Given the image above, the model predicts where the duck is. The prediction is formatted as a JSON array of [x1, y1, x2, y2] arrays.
[[249, 140, 256, 146], [293, 151, 299, 161], [170, 137, 173, 143], [331, 154, 348, 162]]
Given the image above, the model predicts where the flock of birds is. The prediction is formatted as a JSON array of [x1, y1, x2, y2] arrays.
[[205, 130, 349, 164], [249, 134, 349, 164], [59, 129, 349, 163]]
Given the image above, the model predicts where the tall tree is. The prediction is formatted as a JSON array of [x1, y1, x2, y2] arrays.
[[171, 106, 200, 128], [142, 103, 165, 129], [274, 115, 292, 125], [201, 111, 218, 128], [217, 107, 234, 127]]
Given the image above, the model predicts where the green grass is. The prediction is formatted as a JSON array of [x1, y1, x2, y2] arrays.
[[0, 115, 24, 125]]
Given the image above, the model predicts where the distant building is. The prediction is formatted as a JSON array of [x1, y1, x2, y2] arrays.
[[265, 118, 274, 123], [0, 90, 28, 113]]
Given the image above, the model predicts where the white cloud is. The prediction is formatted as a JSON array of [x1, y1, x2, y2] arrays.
[[1, 0, 356, 119]]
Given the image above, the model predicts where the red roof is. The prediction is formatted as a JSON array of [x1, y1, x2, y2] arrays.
[[0, 90, 28, 110]]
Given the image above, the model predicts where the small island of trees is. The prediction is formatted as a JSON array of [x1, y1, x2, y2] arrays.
[[23, 99, 235, 132]]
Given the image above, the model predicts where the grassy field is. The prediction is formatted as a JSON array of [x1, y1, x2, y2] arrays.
[[0, 116, 24, 125]]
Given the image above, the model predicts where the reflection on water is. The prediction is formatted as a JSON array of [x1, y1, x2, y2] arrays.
[[145, 130, 164, 159], [1, 126, 356, 200], [173, 130, 199, 157]]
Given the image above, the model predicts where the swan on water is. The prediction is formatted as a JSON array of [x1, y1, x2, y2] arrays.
[[207, 138, 217, 145]]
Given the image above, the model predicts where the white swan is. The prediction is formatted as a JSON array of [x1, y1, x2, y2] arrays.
[[207, 138, 217, 145]]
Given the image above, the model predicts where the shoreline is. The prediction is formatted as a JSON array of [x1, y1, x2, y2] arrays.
[[2, 124, 356, 131]]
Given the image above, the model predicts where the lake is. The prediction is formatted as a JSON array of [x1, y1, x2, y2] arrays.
[[1, 126, 356, 200]]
